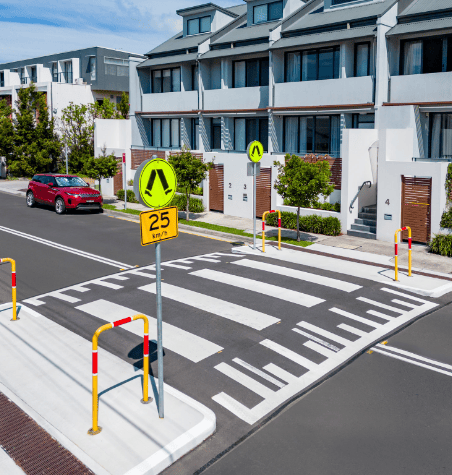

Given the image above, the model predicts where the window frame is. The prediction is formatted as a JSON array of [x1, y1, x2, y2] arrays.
[[211, 118, 222, 151], [232, 57, 269, 88], [150, 118, 181, 148], [354, 42, 371, 77], [151, 67, 181, 93], [253, 1, 283, 25], [187, 15, 211, 36], [428, 112, 452, 158], [234, 117, 268, 152], [284, 46, 341, 82]]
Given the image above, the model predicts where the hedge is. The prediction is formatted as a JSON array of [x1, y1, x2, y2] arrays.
[[170, 194, 205, 213], [440, 208, 452, 229], [429, 234, 452, 257], [265, 211, 341, 236], [116, 189, 139, 203]]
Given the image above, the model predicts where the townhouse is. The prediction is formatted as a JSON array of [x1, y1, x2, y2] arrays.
[[129, 0, 452, 244]]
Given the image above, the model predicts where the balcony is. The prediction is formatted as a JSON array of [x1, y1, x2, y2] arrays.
[[273, 77, 374, 108], [390, 72, 452, 104], [53, 72, 73, 84], [203, 86, 269, 111], [142, 90, 198, 112]]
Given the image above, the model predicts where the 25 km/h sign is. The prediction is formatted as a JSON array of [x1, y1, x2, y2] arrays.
[[140, 207, 178, 246]]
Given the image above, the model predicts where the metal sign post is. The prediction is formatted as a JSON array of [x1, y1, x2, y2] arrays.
[[246, 141, 264, 250], [253, 162, 257, 249], [122, 153, 127, 210], [135, 157, 178, 420]]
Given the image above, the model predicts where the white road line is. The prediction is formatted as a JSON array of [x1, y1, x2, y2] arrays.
[[139, 283, 279, 331], [232, 358, 285, 389], [90, 279, 123, 290], [215, 363, 275, 398], [376, 344, 452, 372], [391, 299, 418, 309], [123, 270, 156, 278], [211, 393, 257, 425], [260, 340, 318, 370], [107, 275, 129, 281], [330, 307, 381, 328], [296, 322, 352, 346], [356, 297, 406, 314], [366, 310, 394, 321], [76, 299, 222, 363], [190, 269, 325, 308], [0, 225, 133, 269], [233, 259, 361, 293], [372, 347, 452, 377], [47, 291, 80, 304], [337, 323, 368, 337], [303, 340, 336, 358], [161, 263, 192, 270], [263, 363, 298, 383], [22, 297, 46, 306], [191, 257, 221, 263], [70, 285, 91, 293], [380, 288, 430, 304], [292, 328, 340, 352]]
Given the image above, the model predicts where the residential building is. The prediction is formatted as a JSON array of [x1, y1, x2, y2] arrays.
[[129, 0, 452, 244]]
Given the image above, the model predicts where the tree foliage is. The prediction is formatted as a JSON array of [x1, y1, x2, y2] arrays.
[[117, 92, 129, 119], [273, 154, 334, 241], [0, 98, 13, 161], [83, 146, 118, 194], [168, 147, 212, 220]]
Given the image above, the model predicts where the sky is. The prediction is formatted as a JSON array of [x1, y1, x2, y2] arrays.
[[0, 0, 240, 63]]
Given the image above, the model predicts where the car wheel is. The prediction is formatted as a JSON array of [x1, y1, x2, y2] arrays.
[[26, 191, 35, 208], [55, 197, 66, 215]]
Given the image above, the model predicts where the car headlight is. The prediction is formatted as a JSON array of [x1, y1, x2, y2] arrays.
[[66, 192, 79, 197]]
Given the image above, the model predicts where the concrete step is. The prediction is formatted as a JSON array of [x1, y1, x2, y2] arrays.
[[347, 229, 377, 240], [358, 212, 377, 221], [354, 218, 377, 226], [361, 205, 377, 214], [351, 223, 377, 233]]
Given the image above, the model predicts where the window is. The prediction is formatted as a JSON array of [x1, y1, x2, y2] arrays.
[[151, 118, 180, 148], [253, 1, 283, 24], [0, 71, 4, 87], [104, 57, 129, 77], [211, 118, 222, 150], [191, 118, 199, 150], [352, 113, 375, 129], [89, 57, 96, 81], [429, 113, 452, 158], [152, 68, 181, 93], [354, 43, 370, 77], [63, 61, 73, 83], [51, 63, 58, 82], [283, 115, 340, 157], [401, 36, 452, 75], [233, 58, 269, 87], [286, 47, 340, 82], [234, 118, 268, 151], [187, 16, 211, 35], [192, 65, 199, 91]]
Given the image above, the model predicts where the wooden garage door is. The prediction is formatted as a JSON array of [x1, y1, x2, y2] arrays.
[[113, 159, 123, 195], [256, 167, 271, 218], [209, 165, 224, 212], [401, 176, 432, 243]]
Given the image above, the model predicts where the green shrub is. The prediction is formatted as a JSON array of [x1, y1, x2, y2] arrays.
[[177, 186, 203, 196], [429, 234, 452, 257], [333, 202, 341, 213], [265, 211, 341, 236], [116, 189, 138, 203], [170, 194, 204, 213], [282, 200, 340, 212], [440, 209, 452, 229]]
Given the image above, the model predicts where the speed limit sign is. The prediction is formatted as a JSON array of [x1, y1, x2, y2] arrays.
[[140, 206, 178, 246]]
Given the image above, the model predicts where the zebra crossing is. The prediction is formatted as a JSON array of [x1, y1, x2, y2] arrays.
[[19, 250, 439, 426]]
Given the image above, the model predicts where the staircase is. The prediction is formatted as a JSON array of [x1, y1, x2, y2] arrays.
[[347, 205, 377, 240]]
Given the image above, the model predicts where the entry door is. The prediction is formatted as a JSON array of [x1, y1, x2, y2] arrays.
[[401, 176, 432, 243], [209, 165, 224, 212], [256, 167, 271, 218]]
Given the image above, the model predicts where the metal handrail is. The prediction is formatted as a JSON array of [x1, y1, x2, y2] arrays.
[[349, 181, 371, 212]]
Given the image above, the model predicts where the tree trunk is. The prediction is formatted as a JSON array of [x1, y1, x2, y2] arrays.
[[297, 206, 300, 242], [98, 176, 102, 195], [186, 192, 190, 221]]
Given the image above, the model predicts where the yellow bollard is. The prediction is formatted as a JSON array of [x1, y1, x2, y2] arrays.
[[262, 210, 282, 252], [0, 258, 17, 321], [394, 227, 412, 281]]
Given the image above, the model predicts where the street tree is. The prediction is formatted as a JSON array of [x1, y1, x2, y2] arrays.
[[83, 146, 118, 194], [273, 154, 334, 241], [168, 147, 212, 220], [117, 92, 129, 119], [9, 83, 61, 177], [0, 98, 13, 163]]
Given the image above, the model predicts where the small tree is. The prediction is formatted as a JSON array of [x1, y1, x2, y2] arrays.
[[273, 154, 334, 241], [0, 98, 13, 163], [168, 147, 212, 220], [117, 92, 129, 119], [83, 146, 118, 194]]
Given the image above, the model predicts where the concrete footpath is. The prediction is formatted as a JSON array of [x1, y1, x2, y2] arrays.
[[0, 303, 215, 475]]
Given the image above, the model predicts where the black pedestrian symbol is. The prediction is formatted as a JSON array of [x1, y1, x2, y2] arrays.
[[145, 169, 172, 197], [252, 145, 260, 157]]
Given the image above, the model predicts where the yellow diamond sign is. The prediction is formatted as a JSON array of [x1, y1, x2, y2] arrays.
[[247, 140, 264, 163]]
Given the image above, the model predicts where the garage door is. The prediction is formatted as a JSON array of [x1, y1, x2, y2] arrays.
[[401, 176, 432, 243], [209, 165, 224, 212], [256, 167, 272, 218]]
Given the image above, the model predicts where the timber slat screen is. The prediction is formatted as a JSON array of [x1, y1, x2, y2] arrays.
[[256, 168, 272, 218], [209, 164, 224, 212], [298, 155, 342, 190], [131, 149, 165, 169], [401, 176, 432, 243], [113, 158, 123, 195]]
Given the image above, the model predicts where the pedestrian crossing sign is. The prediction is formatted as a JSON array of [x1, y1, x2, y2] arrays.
[[136, 158, 177, 209], [247, 141, 264, 163]]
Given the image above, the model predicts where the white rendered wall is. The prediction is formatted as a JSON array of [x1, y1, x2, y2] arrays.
[[51, 83, 94, 118], [142, 91, 198, 112], [204, 85, 269, 110], [390, 72, 452, 104]]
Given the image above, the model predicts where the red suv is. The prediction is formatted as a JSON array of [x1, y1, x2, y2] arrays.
[[26, 174, 103, 214]]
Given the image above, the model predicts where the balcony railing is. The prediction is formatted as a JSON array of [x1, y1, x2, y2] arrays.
[[52, 72, 73, 84], [19, 76, 38, 85]]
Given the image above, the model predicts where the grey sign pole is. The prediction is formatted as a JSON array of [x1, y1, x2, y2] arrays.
[[253, 162, 257, 250], [123, 155, 127, 211], [155, 241, 164, 418], [65, 144, 68, 175]]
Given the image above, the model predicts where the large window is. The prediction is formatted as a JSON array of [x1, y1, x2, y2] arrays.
[[0, 71, 4, 87], [151, 119, 180, 148], [89, 57, 96, 81], [253, 1, 283, 24], [211, 118, 222, 150], [283, 115, 340, 157], [152, 68, 181, 93], [354, 43, 370, 77], [191, 65, 199, 91], [233, 58, 269, 88], [352, 113, 375, 129], [51, 63, 58, 82], [402, 36, 452, 75], [285, 47, 340, 82], [191, 118, 199, 150], [429, 113, 452, 158], [234, 118, 268, 152], [104, 57, 129, 77], [187, 16, 211, 35]]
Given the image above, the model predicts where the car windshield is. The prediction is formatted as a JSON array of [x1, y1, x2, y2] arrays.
[[55, 176, 89, 187]]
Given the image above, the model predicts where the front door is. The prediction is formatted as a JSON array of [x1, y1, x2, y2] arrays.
[[401, 176, 432, 243], [209, 165, 224, 213]]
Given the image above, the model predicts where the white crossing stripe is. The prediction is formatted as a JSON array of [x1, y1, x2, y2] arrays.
[[70, 285, 91, 293], [192, 257, 221, 263], [263, 363, 298, 383], [22, 297, 46, 306], [303, 340, 336, 358], [292, 328, 340, 352], [190, 269, 324, 308], [162, 263, 192, 270], [215, 362, 275, 398], [391, 299, 418, 309], [337, 323, 368, 337], [76, 299, 222, 363], [330, 307, 381, 328], [47, 291, 80, 303], [107, 275, 129, 281], [233, 358, 285, 389], [91, 279, 123, 290], [366, 310, 394, 321], [212, 393, 257, 425], [357, 297, 406, 314], [260, 340, 317, 370], [380, 287, 429, 304], [233, 259, 361, 293], [122, 270, 156, 278], [139, 283, 279, 330], [296, 322, 352, 347]]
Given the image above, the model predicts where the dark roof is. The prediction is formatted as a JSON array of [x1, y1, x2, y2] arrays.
[[387, 17, 452, 36], [400, 0, 452, 18], [146, 32, 210, 56], [201, 43, 269, 59], [176, 2, 239, 17], [137, 53, 198, 69], [211, 19, 279, 45]]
